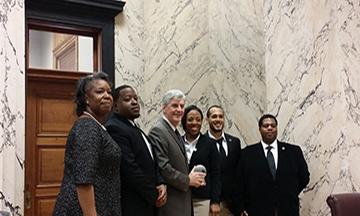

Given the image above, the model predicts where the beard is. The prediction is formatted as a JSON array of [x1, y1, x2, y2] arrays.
[[209, 123, 224, 133]]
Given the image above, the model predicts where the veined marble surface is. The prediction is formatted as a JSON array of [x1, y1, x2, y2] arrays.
[[0, 0, 25, 215], [115, 0, 265, 146], [209, 0, 265, 145], [265, 0, 360, 215], [117, 1, 360, 216]]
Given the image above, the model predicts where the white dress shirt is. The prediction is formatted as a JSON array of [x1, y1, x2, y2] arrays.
[[183, 134, 200, 164], [261, 139, 278, 169]]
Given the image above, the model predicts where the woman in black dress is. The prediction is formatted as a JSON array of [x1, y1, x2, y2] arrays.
[[53, 72, 121, 216], [181, 105, 221, 216]]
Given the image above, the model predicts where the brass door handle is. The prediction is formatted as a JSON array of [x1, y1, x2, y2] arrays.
[[25, 190, 31, 209]]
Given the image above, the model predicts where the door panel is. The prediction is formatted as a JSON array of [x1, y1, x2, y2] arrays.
[[26, 70, 86, 216], [38, 97, 76, 133], [37, 199, 56, 216], [38, 148, 65, 184]]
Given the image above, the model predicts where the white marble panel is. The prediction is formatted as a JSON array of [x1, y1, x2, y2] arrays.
[[137, 0, 212, 130], [0, 0, 25, 215], [265, 0, 360, 215], [115, 0, 266, 145], [115, 0, 148, 127], [209, 0, 265, 145], [115, 0, 145, 89]]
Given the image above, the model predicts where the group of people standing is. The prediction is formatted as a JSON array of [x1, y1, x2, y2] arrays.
[[53, 72, 310, 216]]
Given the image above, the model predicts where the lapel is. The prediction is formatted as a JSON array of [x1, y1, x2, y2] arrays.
[[276, 141, 286, 178], [114, 113, 154, 160], [224, 133, 232, 155], [160, 118, 187, 157]]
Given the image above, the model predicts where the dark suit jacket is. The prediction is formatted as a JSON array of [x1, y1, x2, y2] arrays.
[[239, 141, 310, 216], [188, 134, 221, 204], [206, 132, 241, 213], [148, 117, 192, 216], [105, 113, 161, 216]]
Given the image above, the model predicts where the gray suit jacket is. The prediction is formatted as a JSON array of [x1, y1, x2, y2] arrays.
[[148, 118, 192, 216]]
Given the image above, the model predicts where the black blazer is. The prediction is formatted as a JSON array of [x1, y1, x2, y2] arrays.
[[239, 141, 310, 216], [187, 134, 221, 204], [205, 132, 241, 211], [105, 113, 162, 216]]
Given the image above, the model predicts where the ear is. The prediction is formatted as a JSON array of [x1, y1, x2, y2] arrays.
[[113, 101, 118, 111]]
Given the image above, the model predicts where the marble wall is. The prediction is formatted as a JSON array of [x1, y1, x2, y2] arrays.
[[265, 0, 360, 215], [0, 0, 25, 215], [116, 0, 360, 216], [0, 0, 357, 215], [209, 0, 265, 144], [115, 0, 265, 145]]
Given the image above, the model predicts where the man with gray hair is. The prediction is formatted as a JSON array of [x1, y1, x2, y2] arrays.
[[149, 89, 206, 216]]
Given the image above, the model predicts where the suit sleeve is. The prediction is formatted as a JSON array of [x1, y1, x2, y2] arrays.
[[296, 146, 310, 194], [148, 126, 190, 192], [106, 124, 158, 205], [153, 150, 165, 185]]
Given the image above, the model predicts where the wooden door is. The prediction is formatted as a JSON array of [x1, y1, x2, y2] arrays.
[[25, 1, 122, 213], [25, 70, 86, 216]]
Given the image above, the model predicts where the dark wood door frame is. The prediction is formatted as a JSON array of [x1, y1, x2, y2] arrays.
[[25, 0, 125, 82]]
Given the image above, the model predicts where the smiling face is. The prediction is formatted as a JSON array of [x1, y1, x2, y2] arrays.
[[185, 109, 202, 137], [85, 79, 113, 118], [259, 117, 278, 144], [207, 107, 224, 133], [114, 87, 140, 121], [163, 98, 185, 127]]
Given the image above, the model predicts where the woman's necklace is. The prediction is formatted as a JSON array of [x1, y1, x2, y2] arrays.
[[83, 111, 107, 131]]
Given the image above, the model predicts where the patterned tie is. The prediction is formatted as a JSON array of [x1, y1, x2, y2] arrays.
[[217, 137, 226, 160], [266, 146, 276, 180]]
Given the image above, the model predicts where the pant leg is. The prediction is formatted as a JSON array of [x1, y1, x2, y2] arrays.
[[193, 199, 210, 216]]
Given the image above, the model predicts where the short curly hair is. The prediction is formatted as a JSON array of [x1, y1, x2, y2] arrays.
[[74, 72, 112, 116], [258, 114, 278, 128]]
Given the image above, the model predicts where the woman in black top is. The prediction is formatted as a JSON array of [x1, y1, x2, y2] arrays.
[[181, 105, 221, 216], [53, 72, 121, 216]]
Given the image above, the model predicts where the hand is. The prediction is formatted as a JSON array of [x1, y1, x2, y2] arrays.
[[210, 203, 220, 216], [188, 170, 206, 188], [155, 184, 167, 207]]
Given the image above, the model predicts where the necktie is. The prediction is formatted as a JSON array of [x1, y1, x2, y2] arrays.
[[175, 129, 184, 144], [217, 137, 226, 160], [266, 146, 276, 180]]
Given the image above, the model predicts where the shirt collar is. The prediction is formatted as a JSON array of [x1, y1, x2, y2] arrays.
[[184, 134, 200, 145], [162, 115, 177, 131], [261, 139, 278, 151], [208, 131, 225, 141], [128, 119, 136, 127]]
